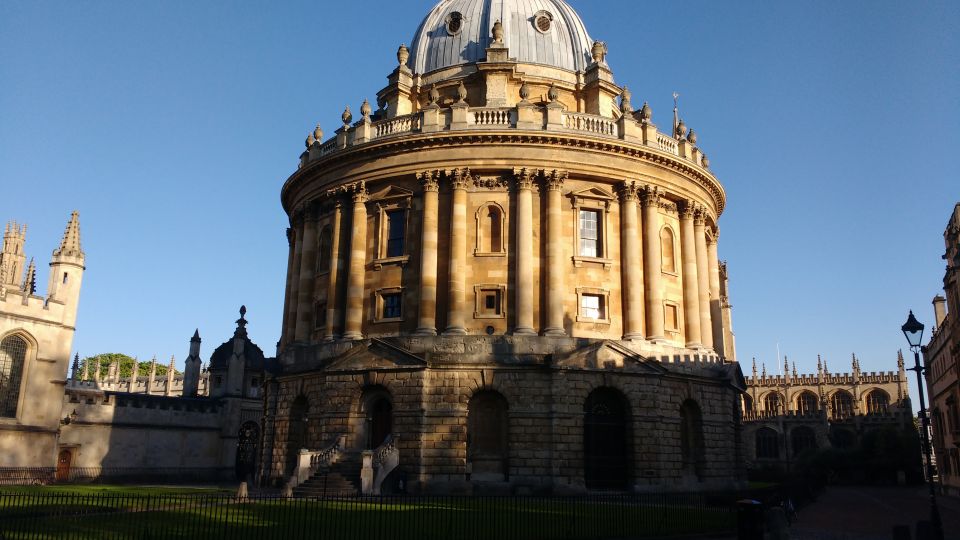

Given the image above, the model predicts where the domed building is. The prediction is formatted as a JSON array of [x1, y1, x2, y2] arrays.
[[262, 0, 745, 494]]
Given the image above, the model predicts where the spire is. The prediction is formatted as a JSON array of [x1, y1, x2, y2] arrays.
[[81, 356, 89, 381], [21, 258, 36, 294], [783, 355, 790, 376], [54, 211, 83, 258], [71, 353, 79, 381], [672, 92, 680, 134], [792, 361, 798, 378], [192, 329, 201, 343], [234, 305, 248, 338], [762, 363, 767, 378], [897, 349, 905, 370], [817, 355, 823, 373], [752, 357, 757, 377], [93, 356, 101, 383]]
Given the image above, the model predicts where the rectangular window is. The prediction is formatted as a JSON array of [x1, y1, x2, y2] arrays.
[[481, 290, 501, 316], [579, 294, 603, 320], [579, 209, 600, 257], [382, 293, 402, 319], [665, 304, 680, 332], [386, 210, 405, 258]]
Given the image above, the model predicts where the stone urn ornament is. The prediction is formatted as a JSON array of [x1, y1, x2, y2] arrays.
[[313, 123, 323, 142], [687, 128, 697, 145], [620, 86, 633, 114], [702, 154, 710, 168], [547, 84, 559, 103], [457, 81, 468, 104], [640, 101, 652, 124], [429, 84, 440, 105], [591, 40, 607, 64], [305, 131, 315, 148], [397, 43, 409, 66], [342, 106, 353, 127], [361, 99, 372, 120], [675, 118, 687, 139], [492, 19, 504, 44], [519, 82, 530, 102]]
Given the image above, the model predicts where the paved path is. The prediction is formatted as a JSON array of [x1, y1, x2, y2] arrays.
[[788, 486, 960, 540]]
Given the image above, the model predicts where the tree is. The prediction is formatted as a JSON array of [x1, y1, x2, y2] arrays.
[[78, 353, 180, 379]]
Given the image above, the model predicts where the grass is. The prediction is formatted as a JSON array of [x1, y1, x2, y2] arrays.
[[0, 484, 229, 496], [0, 493, 736, 540]]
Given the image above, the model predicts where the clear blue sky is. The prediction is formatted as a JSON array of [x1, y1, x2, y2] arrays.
[[1, 1, 957, 403]]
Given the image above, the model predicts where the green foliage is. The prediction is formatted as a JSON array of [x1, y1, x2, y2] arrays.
[[79, 353, 181, 379]]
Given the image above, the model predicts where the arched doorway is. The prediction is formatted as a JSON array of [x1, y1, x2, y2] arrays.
[[583, 388, 630, 490], [235, 421, 260, 482], [468, 390, 509, 481], [56, 449, 73, 481], [287, 395, 309, 475], [362, 387, 393, 449], [680, 399, 705, 481]]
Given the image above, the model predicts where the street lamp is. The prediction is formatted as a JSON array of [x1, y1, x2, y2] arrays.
[[901, 310, 943, 540]]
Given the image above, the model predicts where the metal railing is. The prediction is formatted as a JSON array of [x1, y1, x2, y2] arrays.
[[0, 467, 229, 486], [0, 491, 744, 539]]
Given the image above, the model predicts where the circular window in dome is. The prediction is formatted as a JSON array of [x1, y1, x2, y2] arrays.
[[445, 12, 464, 36], [534, 10, 553, 33]]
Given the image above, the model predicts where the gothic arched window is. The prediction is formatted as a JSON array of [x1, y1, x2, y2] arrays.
[[763, 392, 783, 415], [755, 427, 779, 459], [796, 391, 819, 416], [660, 227, 676, 273], [0, 334, 27, 418], [831, 390, 854, 420], [791, 426, 817, 456], [866, 389, 890, 414]]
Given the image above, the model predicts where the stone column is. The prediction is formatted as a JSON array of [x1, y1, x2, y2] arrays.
[[707, 228, 725, 355], [618, 181, 644, 340], [323, 199, 343, 341], [286, 220, 304, 345], [416, 171, 440, 335], [543, 170, 566, 336], [694, 208, 713, 350], [294, 205, 319, 342], [444, 170, 469, 335], [641, 187, 665, 341], [342, 184, 368, 340], [280, 227, 296, 346], [514, 169, 536, 335], [679, 201, 702, 348]]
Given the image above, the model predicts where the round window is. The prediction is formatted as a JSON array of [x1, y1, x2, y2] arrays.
[[446, 12, 464, 35], [534, 11, 552, 33]]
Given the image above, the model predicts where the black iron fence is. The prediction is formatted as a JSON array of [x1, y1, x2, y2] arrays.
[[0, 467, 229, 486], [0, 491, 755, 540]]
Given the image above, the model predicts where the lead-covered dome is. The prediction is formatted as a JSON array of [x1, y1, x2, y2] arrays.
[[408, 0, 594, 75]]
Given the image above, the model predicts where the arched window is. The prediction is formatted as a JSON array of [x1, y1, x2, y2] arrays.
[[866, 390, 889, 414], [286, 395, 309, 475], [764, 392, 783, 415], [236, 421, 260, 481], [796, 391, 819, 416], [830, 426, 856, 449], [742, 394, 754, 413], [660, 227, 676, 273], [755, 427, 779, 459], [680, 399, 705, 481], [791, 426, 817, 456], [468, 390, 509, 480], [831, 390, 854, 420], [475, 204, 505, 254], [0, 335, 28, 418], [583, 388, 630, 489], [317, 226, 332, 274]]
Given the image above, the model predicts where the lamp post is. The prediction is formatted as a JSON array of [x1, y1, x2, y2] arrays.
[[901, 310, 943, 540]]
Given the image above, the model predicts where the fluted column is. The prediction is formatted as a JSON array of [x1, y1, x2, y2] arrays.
[[294, 206, 320, 342], [679, 201, 702, 348], [416, 171, 440, 335], [707, 229, 725, 355], [444, 169, 469, 335], [618, 181, 644, 340], [641, 187, 665, 341], [280, 227, 296, 346], [342, 184, 368, 340], [323, 199, 343, 341], [285, 220, 304, 344], [543, 170, 566, 336], [513, 169, 536, 335], [694, 208, 713, 350]]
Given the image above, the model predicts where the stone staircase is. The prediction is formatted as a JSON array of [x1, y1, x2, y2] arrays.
[[292, 452, 362, 498]]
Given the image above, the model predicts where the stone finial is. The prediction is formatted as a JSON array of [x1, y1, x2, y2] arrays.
[[701, 154, 710, 169], [591, 40, 607, 64], [547, 84, 559, 103], [305, 131, 315, 149], [397, 43, 409, 66], [456, 81, 468, 104], [71, 353, 80, 381], [313, 123, 323, 142], [619, 86, 633, 114], [54, 211, 82, 259], [687, 128, 697, 145], [192, 329, 201, 343], [675, 118, 687, 139], [519, 82, 530, 102], [22, 258, 36, 295], [640, 101, 652, 123], [492, 19, 504, 44], [360, 99, 372, 120], [428, 85, 440, 105], [341, 106, 353, 127]]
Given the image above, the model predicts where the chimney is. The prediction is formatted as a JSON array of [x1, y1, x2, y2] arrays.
[[933, 295, 947, 328]]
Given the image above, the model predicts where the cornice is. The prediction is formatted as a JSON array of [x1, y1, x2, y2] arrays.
[[282, 130, 726, 216]]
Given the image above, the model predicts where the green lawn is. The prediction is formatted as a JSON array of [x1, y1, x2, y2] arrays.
[[0, 495, 735, 540], [0, 484, 229, 497]]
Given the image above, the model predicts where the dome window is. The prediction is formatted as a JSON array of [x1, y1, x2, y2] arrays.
[[445, 12, 464, 36], [534, 10, 553, 33]]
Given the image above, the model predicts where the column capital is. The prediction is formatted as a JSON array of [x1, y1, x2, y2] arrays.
[[678, 199, 697, 220], [512, 167, 536, 191], [418, 170, 440, 192], [543, 169, 568, 192], [640, 185, 661, 208], [448, 168, 472, 190], [617, 180, 640, 203], [693, 205, 707, 226], [707, 227, 719, 244], [349, 181, 368, 204]]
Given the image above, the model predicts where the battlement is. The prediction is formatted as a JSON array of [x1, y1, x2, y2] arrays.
[[67, 372, 209, 397], [64, 388, 224, 419], [748, 370, 901, 388]]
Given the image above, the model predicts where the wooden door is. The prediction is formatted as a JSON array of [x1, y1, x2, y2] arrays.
[[56, 450, 72, 481]]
